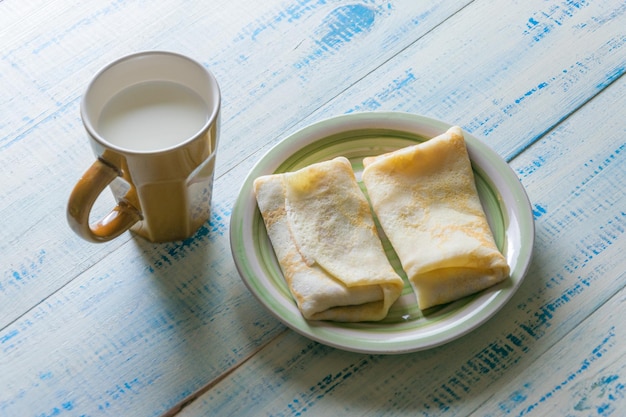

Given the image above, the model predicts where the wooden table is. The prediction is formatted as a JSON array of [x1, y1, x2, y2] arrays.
[[2, 1, 625, 416]]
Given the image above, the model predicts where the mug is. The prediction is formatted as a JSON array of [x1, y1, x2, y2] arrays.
[[67, 51, 220, 243]]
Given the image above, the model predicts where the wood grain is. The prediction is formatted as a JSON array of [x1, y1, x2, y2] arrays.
[[1, 0, 624, 416], [177, 68, 626, 417], [0, 0, 470, 330]]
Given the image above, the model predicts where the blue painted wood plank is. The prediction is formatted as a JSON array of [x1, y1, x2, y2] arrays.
[[178, 63, 626, 417], [297, 0, 626, 161], [1, 0, 625, 416], [0, 0, 471, 331]]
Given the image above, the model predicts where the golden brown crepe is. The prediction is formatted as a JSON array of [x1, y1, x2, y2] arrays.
[[362, 126, 510, 309], [253, 157, 404, 322]]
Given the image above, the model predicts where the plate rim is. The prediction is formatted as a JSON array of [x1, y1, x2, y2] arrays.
[[229, 111, 535, 354]]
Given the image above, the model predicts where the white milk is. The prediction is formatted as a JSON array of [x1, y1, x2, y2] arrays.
[[98, 81, 208, 152]]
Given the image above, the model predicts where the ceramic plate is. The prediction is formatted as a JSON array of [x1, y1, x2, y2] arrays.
[[230, 112, 534, 354]]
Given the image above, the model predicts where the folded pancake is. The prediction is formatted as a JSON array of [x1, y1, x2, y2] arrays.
[[362, 126, 509, 310], [253, 157, 404, 322]]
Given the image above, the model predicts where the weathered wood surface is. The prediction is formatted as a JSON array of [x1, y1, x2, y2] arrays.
[[1, 0, 624, 416], [180, 69, 626, 417]]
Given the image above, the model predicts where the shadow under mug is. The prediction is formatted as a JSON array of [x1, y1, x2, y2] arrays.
[[67, 51, 220, 243]]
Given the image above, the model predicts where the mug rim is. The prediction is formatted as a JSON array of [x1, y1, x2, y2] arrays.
[[80, 50, 221, 156]]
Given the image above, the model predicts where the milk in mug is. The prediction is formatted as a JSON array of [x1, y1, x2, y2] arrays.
[[98, 81, 208, 152]]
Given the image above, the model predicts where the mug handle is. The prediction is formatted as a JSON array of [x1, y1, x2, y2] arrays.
[[67, 159, 142, 242]]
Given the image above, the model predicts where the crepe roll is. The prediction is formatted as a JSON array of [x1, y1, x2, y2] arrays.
[[253, 157, 404, 322], [362, 127, 510, 309]]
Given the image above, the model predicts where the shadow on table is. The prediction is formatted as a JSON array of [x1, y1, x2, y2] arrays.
[[252, 247, 553, 415], [128, 219, 287, 412]]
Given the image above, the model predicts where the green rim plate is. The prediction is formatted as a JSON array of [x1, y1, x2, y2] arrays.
[[230, 112, 534, 354]]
